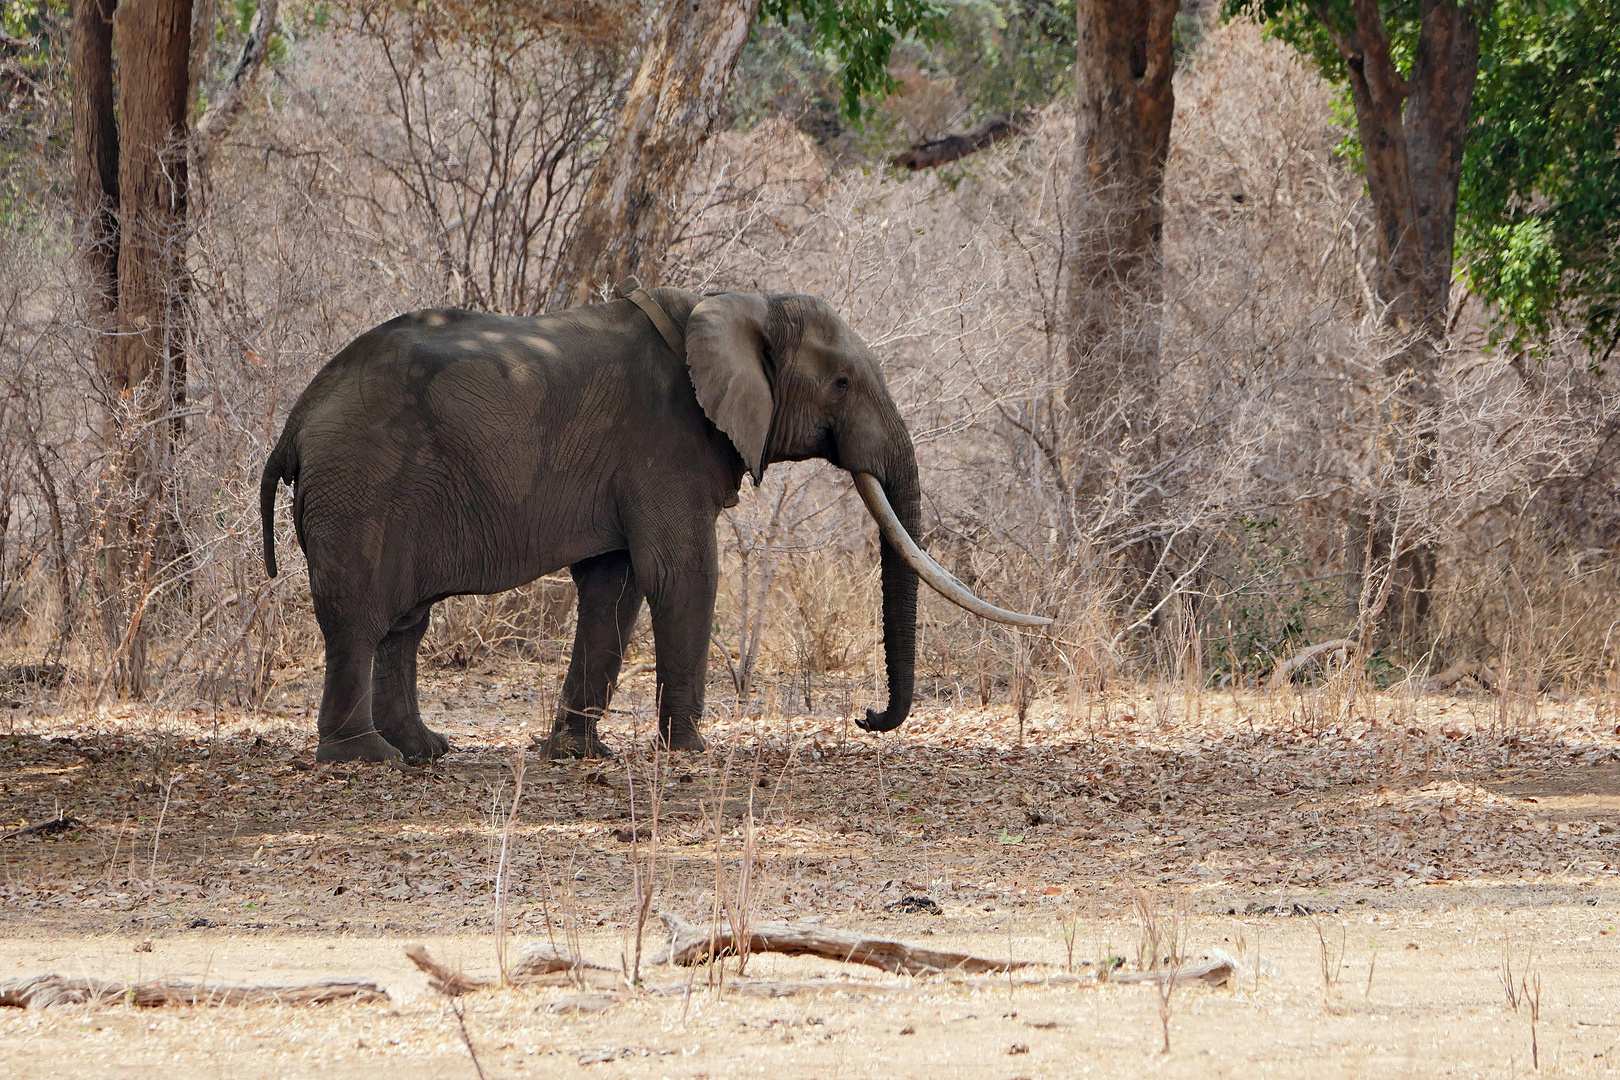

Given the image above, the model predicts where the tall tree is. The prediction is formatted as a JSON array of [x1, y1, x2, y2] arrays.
[[1062, 0, 1179, 570], [1458, 0, 1620, 359], [1242, 0, 1484, 654], [69, 0, 277, 693], [548, 0, 946, 305], [547, 0, 764, 307], [70, 0, 119, 344]]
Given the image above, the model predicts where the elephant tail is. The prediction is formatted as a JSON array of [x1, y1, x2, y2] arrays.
[[260, 436, 296, 579]]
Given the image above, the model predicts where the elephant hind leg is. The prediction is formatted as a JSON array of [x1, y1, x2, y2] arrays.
[[371, 604, 451, 764], [315, 626, 401, 763], [541, 550, 642, 760]]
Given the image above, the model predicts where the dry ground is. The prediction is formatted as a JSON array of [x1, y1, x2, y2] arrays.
[[3, 665, 1619, 1077]]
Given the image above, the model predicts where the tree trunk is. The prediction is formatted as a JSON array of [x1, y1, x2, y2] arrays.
[[92, 0, 194, 696], [546, 0, 761, 308], [112, 0, 192, 403], [1321, 0, 1480, 655], [71, 0, 119, 335], [1063, 0, 1178, 605]]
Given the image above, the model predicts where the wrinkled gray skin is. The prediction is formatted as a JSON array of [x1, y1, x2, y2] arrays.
[[261, 289, 920, 762]]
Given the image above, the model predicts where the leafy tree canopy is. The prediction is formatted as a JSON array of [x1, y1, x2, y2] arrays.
[[1231, 0, 1620, 356], [760, 0, 950, 119], [1462, 1, 1620, 358]]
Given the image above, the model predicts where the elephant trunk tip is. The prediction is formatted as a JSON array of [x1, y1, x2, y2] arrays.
[[857, 705, 909, 733]]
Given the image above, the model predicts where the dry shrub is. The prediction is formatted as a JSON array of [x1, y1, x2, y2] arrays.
[[2, 17, 1618, 711], [681, 20, 1620, 704]]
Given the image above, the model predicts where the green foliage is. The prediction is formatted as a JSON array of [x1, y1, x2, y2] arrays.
[[925, 0, 1075, 118], [1459, 0, 1620, 356], [1230, 0, 1620, 356], [761, 0, 949, 120], [0, 0, 71, 223], [735, 0, 1076, 151], [730, 15, 846, 135]]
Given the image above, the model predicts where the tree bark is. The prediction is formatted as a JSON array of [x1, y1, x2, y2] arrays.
[[1319, 0, 1481, 654], [92, 0, 194, 696], [70, 0, 119, 332], [546, 0, 761, 308], [112, 0, 192, 401], [1063, 0, 1178, 601], [891, 112, 1032, 170]]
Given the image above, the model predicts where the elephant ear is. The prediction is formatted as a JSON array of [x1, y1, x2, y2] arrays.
[[684, 292, 774, 484]]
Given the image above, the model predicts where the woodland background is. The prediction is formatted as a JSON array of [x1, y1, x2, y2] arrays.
[[1, 0, 1618, 717]]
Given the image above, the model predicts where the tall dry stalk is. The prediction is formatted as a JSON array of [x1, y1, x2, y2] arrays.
[[1525, 970, 1542, 1069], [1132, 889, 1185, 1055], [1312, 917, 1346, 1001], [623, 710, 666, 987], [492, 744, 527, 983]]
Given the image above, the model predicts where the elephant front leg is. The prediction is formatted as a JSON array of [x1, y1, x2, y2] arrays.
[[541, 550, 643, 760], [315, 627, 402, 763], [640, 550, 718, 754], [371, 605, 451, 764]]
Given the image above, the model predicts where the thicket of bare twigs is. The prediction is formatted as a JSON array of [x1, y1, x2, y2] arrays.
[[2, 19, 1617, 712]]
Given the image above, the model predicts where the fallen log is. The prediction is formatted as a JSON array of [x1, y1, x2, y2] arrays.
[[2, 814, 85, 841], [404, 944, 494, 996], [1269, 639, 1356, 688], [1104, 949, 1242, 987], [0, 973, 387, 1009], [891, 113, 1032, 171], [657, 912, 1035, 976]]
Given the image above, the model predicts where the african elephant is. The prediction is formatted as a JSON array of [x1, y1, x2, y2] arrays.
[[260, 283, 1047, 763]]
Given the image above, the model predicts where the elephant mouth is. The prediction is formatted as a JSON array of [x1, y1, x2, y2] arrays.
[[852, 473, 1053, 628]]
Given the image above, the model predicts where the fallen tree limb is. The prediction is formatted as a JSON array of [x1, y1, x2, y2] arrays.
[[405, 944, 494, 996], [891, 112, 1032, 171], [1413, 658, 1497, 693], [1104, 949, 1241, 988], [1, 814, 85, 841], [1269, 639, 1356, 688], [658, 912, 1036, 976], [0, 974, 387, 1009]]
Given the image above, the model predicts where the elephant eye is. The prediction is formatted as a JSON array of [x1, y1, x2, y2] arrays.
[[834, 376, 851, 391]]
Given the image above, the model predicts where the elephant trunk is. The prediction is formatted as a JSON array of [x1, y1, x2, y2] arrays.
[[850, 455, 1054, 734], [859, 450, 920, 733]]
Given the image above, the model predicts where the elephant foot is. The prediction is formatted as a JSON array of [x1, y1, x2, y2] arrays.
[[378, 723, 451, 765], [656, 722, 707, 754], [539, 725, 615, 760], [316, 730, 403, 763]]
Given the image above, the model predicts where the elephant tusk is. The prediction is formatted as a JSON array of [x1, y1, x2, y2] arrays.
[[853, 473, 1054, 628]]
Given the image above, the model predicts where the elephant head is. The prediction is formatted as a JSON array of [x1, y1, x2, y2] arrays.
[[684, 292, 1050, 734]]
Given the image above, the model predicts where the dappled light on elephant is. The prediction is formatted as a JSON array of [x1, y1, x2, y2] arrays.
[[262, 284, 1047, 762]]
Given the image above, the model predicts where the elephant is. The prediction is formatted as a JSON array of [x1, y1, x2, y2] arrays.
[[260, 282, 1048, 763]]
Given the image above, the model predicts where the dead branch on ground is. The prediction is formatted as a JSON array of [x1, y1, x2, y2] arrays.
[[406, 942, 611, 997], [657, 911, 1034, 976], [1105, 948, 1243, 988], [891, 113, 1032, 170], [1269, 639, 1357, 688], [0, 974, 387, 1009]]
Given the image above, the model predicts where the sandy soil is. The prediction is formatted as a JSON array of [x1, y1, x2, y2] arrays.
[[3, 668, 1618, 1077]]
